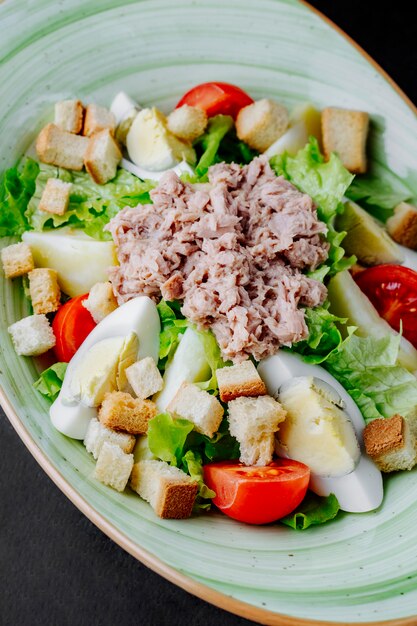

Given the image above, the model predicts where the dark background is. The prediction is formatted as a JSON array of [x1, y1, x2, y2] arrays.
[[1, 2, 415, 625]]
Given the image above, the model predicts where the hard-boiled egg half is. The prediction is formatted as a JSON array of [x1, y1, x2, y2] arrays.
[[258, 351, 383, 513], [50, 297, 160, 440]]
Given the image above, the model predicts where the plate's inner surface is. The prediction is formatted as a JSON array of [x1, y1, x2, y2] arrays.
[[1, 0, 417, 623]]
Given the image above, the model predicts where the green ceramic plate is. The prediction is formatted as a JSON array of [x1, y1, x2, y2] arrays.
[[1, 1, 417, 624]]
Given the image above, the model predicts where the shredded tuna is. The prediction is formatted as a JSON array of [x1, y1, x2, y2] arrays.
[[107, 156, 329, 362]]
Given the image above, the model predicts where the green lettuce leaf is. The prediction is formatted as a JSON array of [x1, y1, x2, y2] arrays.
[[156, 300, 188, 368], [271, 137, 354, 222], [33, 362, 68, 402], [182, 449, 216, 502], [270, 138, 355, 276], [281, 493, 340, 530], [345, 175, 411, 222], [194, 327, 230, 392], [0, 158, 39, 237], [147, 413, 194, 466], [194, 115, 234, 177], [25, 164, 154, 240], [292, 304, 347, 364], [325, 333, 417, 421]]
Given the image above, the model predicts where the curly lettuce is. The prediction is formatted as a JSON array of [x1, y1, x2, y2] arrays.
[[0, 158, 39, 237]]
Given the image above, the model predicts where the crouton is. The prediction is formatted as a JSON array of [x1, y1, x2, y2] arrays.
[[36, 123, 89, 171], [228, 395, 286, 466], [322, 107, 369, 174], [82, 281, 118, 323], [84, 129, 121, 185], [94, 442, 134, 492], [28, 268, 61, 314], [38, 178, 72, 216], [125, 357, 163, 400], [236, 99, 289, 152], [130, 459, 198, 519], [1, 242, 34, 278], [167, 382, 224, 438], [83, 103, 116, 137], [363, 414, 417, 472], [98, 391, 157, 435], [216, 360, 267, 403], [167, 105, 208, 142], [8, 314, 56, 356], [84, 417, 135, 460], [54, 99, 84, 134], [386, 202, 417, 250]]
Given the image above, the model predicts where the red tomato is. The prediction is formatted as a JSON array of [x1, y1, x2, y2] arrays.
[[203, 459, 310, 525], [176, 82, 254, 119], [52, 294, 96, 362], [354, 265, 417, 348]]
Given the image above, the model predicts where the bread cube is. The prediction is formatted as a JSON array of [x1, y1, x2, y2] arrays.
[[167, 382, 224, 438], [236, 99, 289, 152], [8, 314, 56, 356], [216, 360, 267, 402], [94, 442, 134, 492], [363, 414, 417, 472], [54, 99, 84, 134], [36, 123, 89, 171], [386, 202, 417, 250], [28, 268, 61, 314], [38, 178, 72, 216], [322, 107, 369, 174], [228, 395, 286, 466], [1, 242, 34, 278], [84, 417, 135, 460], [98, 391, 157, 435], [125, 357, 163, 400], [82, 281, 118, 324], [83, 104, 116, 137], [130, 459, 198, 518], [167, 105, 208, 142], [84, 129, 121, 184]]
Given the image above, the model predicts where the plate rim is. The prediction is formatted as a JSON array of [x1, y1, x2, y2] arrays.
[[1, 1, 417, 624]]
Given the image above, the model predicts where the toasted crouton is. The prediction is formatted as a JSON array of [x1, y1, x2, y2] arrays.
[[8, 314, 55, 356], [228, 395, 286, 466], [36, 123, 89, 171], [363, 414, 417, 472], [236, 99, 289, 152], [130, 459, 198, 519], [1, 242, 34, 278], [98, 391, 157, 435], [84, 417, 135, 460], [94, 442, 134, 491], [82, 281, 118, 323], [39, 178, 72, 216], [322, 107, 369, 174], [167, 382, 224, 438], [83, 104, 116, 137], [386, 202, 417, 250], [216, 361, 267, 403], [125, 357, 163, 400], [28, 268, 61, 314], [84, 129, 122, 184], [54, 100, 84, 134], [167, 105, 208, 142]]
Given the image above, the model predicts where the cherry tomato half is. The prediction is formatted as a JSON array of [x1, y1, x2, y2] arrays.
[[52, 294, 96, 362], [176, 82, 254, 119], [203, 459, 310, 525], [354, 264, 417, 348]]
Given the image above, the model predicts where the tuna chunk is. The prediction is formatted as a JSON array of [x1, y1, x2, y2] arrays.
[[107, 157, 328, 362]]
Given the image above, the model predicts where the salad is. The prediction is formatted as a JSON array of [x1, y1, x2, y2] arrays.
[[2, 81, 417, 530]]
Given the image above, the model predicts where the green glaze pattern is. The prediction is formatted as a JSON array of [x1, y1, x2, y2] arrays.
[[1, 1, 417, 623]]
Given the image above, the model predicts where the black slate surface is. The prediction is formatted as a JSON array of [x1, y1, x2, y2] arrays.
[[1, 2, 416, 625]]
